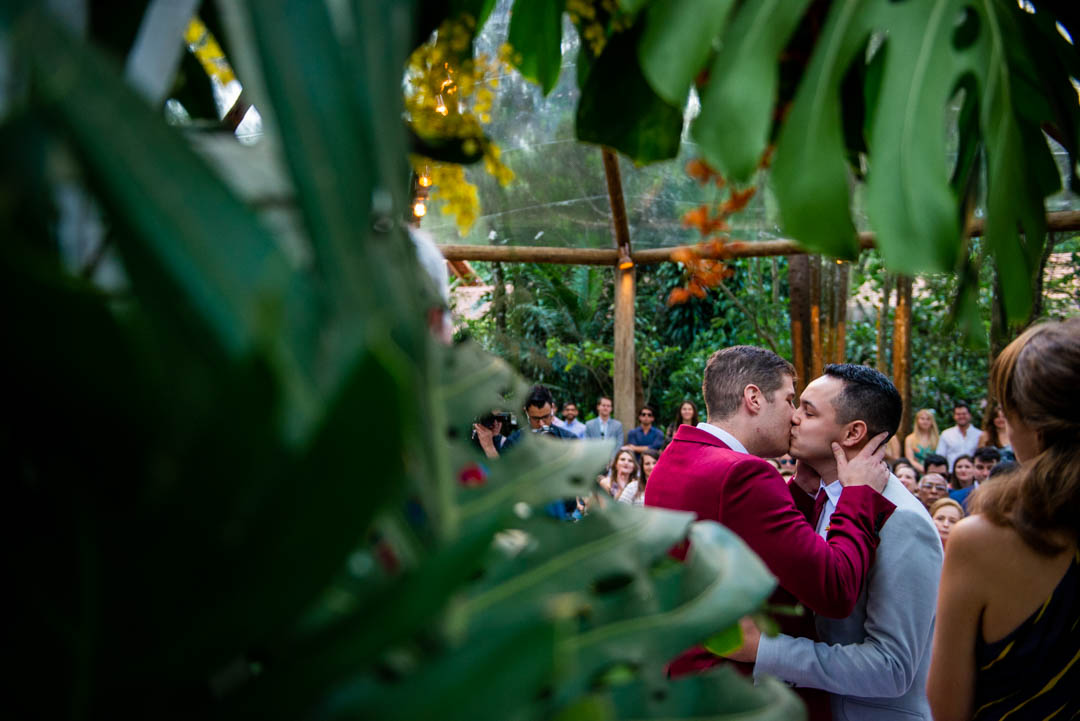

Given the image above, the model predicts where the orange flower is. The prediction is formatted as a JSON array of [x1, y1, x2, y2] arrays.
[[722, 186, 756, 214], [682, 205, 710, 231], [668, 287, 691, 305]]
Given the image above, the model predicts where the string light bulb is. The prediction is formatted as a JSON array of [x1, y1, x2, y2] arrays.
[[418, 173, 432, 188], [434, 95, 448, 116], [413, 200, 427, 218]]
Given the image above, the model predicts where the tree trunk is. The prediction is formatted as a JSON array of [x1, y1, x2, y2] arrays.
[[893, 275, 913, 441], [788, 255, 812, 396], [876, 273, 893, 374]]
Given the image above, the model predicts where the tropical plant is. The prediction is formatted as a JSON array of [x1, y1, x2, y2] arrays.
[[2, 2, 800, 720], [452, 0, 1077, 329]]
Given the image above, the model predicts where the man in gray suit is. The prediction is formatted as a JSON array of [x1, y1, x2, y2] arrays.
[[732, 364, 943, 721], [584, 396, 623, 447]]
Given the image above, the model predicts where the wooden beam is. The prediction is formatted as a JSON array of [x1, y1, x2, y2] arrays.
[[437, 210, 1080, 264]]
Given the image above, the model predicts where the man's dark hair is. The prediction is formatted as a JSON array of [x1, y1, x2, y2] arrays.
[[823, 364, 902, 440], [953, 400, 971, 412], [524, 385, 554, 411], [924, 453, 948, 470], [989, 459, 1019, 478], [703, 346, 795, 421], [974, 446, 1001, 464], [597, 396, 612, 406]]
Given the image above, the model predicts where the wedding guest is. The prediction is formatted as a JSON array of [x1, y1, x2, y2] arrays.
[[978, 399, 1015, 462], [904, 408, 940, 472], [928, 318, 1080, 721], [929, 498, 964, 549], [665, 400, 699, 444]]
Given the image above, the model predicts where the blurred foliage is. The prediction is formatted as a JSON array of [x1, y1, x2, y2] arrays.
[[449, 0, 1079, 330], [0, 1, 801, 720]]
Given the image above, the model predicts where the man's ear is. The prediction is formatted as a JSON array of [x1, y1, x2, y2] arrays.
[[840, 420, 869, 448], [743, 384, 763, 414]]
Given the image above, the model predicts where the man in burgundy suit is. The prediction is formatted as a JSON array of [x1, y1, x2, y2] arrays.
[[644, 346, 894, 707]]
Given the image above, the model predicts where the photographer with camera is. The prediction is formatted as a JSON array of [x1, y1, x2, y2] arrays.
[[474, 386, 578, 459]]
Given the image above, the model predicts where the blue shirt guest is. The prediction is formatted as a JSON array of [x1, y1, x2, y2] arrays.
[[626, 405, 664, 456]]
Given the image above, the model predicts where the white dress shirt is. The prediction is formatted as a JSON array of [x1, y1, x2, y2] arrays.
[[814, 479, 844, 539], [695, 422, 749, 454]]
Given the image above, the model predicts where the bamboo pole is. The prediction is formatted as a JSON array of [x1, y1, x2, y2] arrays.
[[436, 210, 1080, 264], [876, 273, 893, 373]]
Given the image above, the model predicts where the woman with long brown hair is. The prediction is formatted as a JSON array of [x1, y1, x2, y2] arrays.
[[927, 318, 1080, 721], [978, 399, 1015, 462]]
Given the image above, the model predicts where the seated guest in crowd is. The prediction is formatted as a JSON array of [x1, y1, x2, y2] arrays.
[[936, 401, 982, 469], [665, 400, 699, 444], [923, 453, 949, 478], [552, 400, 586, 438], [930, 498, 964, 549], [894, 462, 920, 495], [977, 399, 1015, 462], [950, 454, 976, 490], [598, 448, 643, 505], [905, 408, 940, 472], [917, 473, 949, 511], [929, 318, 1080, 721], [626, 405, 665, 457]]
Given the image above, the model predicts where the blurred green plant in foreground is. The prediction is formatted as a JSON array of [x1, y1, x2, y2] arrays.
[[1, 2, 799, 719]]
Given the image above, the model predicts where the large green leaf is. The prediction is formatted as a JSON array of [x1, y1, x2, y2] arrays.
[[577, 21, 684, 163], [608, 672, 804, 720], [691, 0, 813, 183], [16, 7, 313, 366], [508, 0, 565, 95], [637, 0, 737, 107], [770, 0, 869, 260]]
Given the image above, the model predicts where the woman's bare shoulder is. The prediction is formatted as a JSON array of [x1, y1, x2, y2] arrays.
[[948, 515, 1023, 566]]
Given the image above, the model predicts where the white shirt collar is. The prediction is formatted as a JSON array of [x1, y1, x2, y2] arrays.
[[819, 478, 844, 503], [695, 422, 748, 454]]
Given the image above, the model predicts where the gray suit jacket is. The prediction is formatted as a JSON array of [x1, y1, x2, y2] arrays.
[[584, 417, 623, 447], [755, 476, 943, 720]]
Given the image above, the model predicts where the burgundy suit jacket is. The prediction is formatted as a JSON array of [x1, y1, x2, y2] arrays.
[[643, 425, 895, 685]]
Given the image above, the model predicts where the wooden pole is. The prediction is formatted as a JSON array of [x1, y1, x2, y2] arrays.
[[809, 255, 823, 379], [893, 275, 913, 441], [602, 148, 637, 432], [835, 260, 849, 364], [788, 255, 812, 396]]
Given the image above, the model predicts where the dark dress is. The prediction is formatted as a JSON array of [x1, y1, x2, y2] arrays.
[[972, 550, 1080, 720]]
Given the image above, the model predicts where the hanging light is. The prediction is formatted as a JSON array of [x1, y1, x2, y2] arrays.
[[418, 172, 432, 188], [434, 95, 448, 116], [413, 200, 427, 218]]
